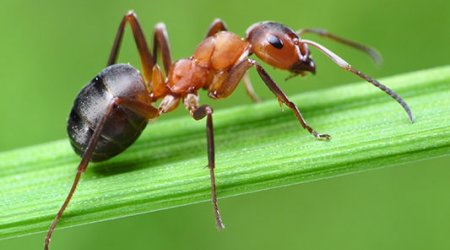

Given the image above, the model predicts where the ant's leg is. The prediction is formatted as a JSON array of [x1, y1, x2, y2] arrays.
[[158, 95, 180, 114], [184, 94, 225, 230], [296, 28, 382, 64], [208, 58, 254, 99], [254, 62, 331, 140], [205, 18, 228, 37], [243, 72, 262, 103], [44, 100, 115, 250], [116, 97, 160, 119], [205, 19, 261, 102], [44, 97, 158, 250], [149, 64, 169, 101], [107, 11, 154, 84], [152, 23, 173, 75], [208, 58, 261, 102]]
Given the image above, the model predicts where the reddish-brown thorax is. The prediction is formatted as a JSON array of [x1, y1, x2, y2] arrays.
[[159, 31, 249, 99]]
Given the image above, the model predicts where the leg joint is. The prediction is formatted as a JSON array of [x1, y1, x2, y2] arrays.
[[125, 10, 137, 18], [193, 105, 214, 120], [155, 22, 166, 31]]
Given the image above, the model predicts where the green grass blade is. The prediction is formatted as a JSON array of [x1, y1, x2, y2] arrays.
[[1, 65, 450, 240]]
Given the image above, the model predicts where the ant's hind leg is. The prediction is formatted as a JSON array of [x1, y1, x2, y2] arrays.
[[44, 95, 159, 249], [44, 96, 158, 250], [107, 11, 154, 84], [45, 100, 117, 250], [184, 94, 225, 230], [116, 97, 160, 119], [44, 96, 157, 250]]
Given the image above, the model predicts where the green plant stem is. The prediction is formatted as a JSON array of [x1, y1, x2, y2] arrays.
[[1, 65, 450, 240]]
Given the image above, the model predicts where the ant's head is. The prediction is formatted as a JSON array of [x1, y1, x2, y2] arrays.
[[246, 22, 315, 76]]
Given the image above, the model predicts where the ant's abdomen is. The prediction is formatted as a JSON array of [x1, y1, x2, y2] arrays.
[[67, 64, 148, 162]]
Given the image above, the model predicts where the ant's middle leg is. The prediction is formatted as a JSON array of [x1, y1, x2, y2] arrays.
[[152, 23, 173, 75], [184, 94, 225, 230]]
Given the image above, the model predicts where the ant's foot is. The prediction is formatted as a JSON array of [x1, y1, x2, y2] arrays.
[[313, 132, 331, 141]]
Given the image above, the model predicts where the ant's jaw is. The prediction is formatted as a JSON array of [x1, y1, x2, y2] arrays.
[[291, 57, 316, 75]]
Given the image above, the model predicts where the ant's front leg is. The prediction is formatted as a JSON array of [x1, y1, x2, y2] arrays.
[[205, 20, 261, 102], [206, 58, 262, 102], [242, 72, 262, 103], [208, 58, 254, 99], [253, 61, 331, 140], [184, 93, 225, 230]]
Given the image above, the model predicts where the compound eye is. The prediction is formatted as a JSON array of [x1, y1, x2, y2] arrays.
[[267, 34, 284, 49]]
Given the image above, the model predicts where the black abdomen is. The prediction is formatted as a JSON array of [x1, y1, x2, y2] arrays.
[[68, 64, 148, 162]]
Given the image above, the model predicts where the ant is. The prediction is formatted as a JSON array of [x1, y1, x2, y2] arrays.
[[44, 11, 413, 250]]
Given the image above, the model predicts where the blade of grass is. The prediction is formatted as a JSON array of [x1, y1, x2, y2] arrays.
[[1, 65, 450, 240]]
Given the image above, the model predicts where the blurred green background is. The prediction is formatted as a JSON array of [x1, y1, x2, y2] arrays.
[[1, 0, 449, 249]]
